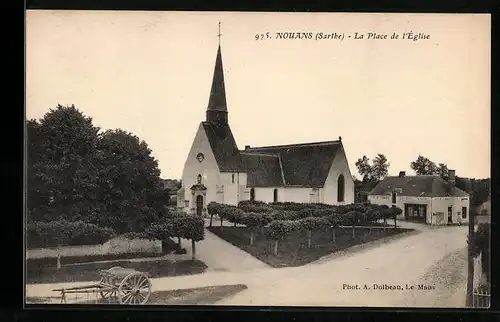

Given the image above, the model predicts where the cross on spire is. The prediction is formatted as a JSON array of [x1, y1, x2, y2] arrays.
[[217, 21, 222, 45]]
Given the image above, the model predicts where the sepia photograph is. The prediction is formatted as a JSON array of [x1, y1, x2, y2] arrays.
[[25, 10, 491, 307]]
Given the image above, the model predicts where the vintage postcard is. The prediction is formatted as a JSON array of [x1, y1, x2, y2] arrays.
[[25, 11, 491, 308]]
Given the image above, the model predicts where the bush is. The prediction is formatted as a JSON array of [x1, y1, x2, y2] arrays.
[[270, 210, 301, 221], [299, 217, 330, 231], [237, 212, 271, 228], [267, 220, 301, 240], [27, 220, 115, 248], [238, 203, 274, 213], [139, 214, 205, 242]]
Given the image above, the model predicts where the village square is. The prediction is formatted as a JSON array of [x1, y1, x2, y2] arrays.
[[25, 13, 490, 307]]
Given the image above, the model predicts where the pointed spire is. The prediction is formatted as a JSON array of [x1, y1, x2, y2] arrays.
[[206, 23, 227, 113]]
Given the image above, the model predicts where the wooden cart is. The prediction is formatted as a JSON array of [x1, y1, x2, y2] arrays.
[[53, 266, 152, 304]]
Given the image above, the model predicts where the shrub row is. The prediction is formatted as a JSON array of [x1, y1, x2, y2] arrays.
[[128, 214, 205, 242], [27, 220, 116, 249], [208, 202, 401, 229]]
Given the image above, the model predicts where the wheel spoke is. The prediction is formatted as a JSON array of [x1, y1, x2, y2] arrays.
[[138, 278, 148, 288], [122, 292, 132, 303]]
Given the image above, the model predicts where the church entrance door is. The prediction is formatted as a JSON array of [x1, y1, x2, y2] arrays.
[[196, 195, 204, 216]]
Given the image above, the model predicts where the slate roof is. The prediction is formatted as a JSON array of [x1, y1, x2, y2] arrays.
[[241, 152, 284, 187], [206, 45, 227, 112], [244, 141, 342, 187], [199, 44, 344, 188], [369, 175, 469, 197], [202, 122, 245, 172]]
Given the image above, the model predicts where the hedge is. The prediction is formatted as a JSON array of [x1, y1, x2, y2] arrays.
[[129, 213, 205, 260], [132, 214, 205, 242], [27, 220, 115, 249], [207, 202, 400, 227]]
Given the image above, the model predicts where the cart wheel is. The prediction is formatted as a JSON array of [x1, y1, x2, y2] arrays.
[[118, 272, 151, 305]]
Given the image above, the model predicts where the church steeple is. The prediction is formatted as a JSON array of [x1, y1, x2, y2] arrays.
[[206, 22, 228, 126]]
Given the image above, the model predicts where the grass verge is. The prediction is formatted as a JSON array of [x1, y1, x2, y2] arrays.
[[27, 259, 208, 284], [27, 284, 248, 305]]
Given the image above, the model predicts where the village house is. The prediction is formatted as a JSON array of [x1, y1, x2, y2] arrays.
[[177, 43, 354, 215], [368, 170, 470, 225]]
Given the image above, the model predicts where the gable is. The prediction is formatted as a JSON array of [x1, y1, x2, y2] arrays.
[[202, 122, 245, 172], [181, 123, 220, 180]]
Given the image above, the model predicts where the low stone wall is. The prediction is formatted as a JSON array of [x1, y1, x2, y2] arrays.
[[27, 236, 162, 259]]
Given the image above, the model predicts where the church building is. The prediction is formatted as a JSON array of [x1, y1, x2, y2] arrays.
[[177, 42, 355, 215]]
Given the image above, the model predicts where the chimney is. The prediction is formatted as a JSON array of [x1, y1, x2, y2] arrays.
[[448, 169, 456, 192], [399, 171, 406, 178], [245, 145, 250, 150]]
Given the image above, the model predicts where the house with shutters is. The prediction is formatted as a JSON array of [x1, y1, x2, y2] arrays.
[[177, 43, 354, 215], [367, 170, 470, 225]]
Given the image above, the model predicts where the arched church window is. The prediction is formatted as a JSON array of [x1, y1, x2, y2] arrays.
[[197, 174, 202, 184], [337, 174, 345, 202], [250, 188, 255, 201], [273, 189, 278, 202]]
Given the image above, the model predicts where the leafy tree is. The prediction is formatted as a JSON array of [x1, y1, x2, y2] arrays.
[[409, 155, 490, 206], [355, 156, 373, 182], [457, 177, 491, 207], [372, 154, 390, 180], [436, 163, 449, 180], [26, 105, 101, 222], [355, 154, 390, 199], [355, 154, 390, 182], [410, 155, 438, 175], [94, 129, 169, 234], [26, 105, 169, 236]]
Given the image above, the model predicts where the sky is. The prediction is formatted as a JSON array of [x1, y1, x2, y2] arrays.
[[26, 11, 491, 180]]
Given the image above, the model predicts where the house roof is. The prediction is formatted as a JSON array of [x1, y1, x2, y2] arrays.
[[369, 175, 469, 197], [241, 152, 284, 187], [244, 140, 342, 187], [202, 122, 245, 172]]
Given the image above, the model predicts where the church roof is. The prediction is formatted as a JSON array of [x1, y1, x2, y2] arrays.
[[200, 39, 345, 188], [202, 122, 245, 172], [241, 153, 284, 187], [206, 45, 227, 112], [244, 141, 342, 187], [369, 175, 469, 197]]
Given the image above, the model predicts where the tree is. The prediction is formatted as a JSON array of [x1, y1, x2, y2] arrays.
[[26, 105, 169, 236], [94, 129, 169, 234], [355, 154, 390, 199], [355, 154, 390, 182], [436, 163, 449, 180], [410, 155, 438, 175], [372, 154, 390, 180], [355, 156, 373, 182], [26, 105, 101, 222]]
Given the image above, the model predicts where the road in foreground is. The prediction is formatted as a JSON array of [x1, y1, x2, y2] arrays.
[[26, 223, 468, 307]]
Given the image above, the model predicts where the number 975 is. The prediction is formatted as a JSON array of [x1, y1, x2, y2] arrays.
[[255, 32, 270, 40]]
